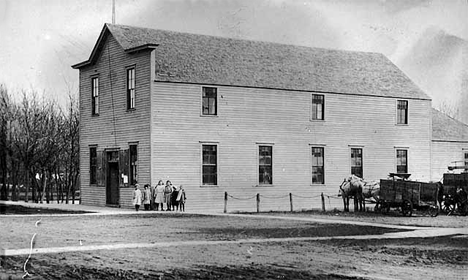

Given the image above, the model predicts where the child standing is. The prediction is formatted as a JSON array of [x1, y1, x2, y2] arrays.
[[177, 185, 186, 212], [133, 184, 142, 212], [154, 180, 165, 211], [142, 184, 151, 211], [164, 180, 173, 211]]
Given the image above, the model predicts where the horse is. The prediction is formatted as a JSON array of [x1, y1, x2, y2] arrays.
[[338, 175, 365, 212], [361, 180, 380, 210]]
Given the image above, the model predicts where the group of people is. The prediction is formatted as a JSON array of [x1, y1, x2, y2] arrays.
[[132, 180, 186, 212]]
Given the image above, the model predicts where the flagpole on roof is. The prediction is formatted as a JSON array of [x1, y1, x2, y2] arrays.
[[112, 0, 115, 24]]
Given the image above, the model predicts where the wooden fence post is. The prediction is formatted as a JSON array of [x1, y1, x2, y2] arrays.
[[224, 191, 228, 213], [289, 193, 293, 212], [256, 193, 260, 213], [321, 193, 325, 212]]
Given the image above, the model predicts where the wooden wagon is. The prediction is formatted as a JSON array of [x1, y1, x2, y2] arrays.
[[441, 173, 468, 215], [379, 173, 439, 217]]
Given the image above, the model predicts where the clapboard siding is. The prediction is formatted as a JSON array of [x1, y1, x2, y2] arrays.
[[151, 82, 432, 212], [78, 34, 152, 207], [431, 141, 468, 182]]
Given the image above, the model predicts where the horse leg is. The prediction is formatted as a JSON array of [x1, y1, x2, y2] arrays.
[[343, 196, 349, 212]]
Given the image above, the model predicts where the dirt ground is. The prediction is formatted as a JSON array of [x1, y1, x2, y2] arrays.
[[0, 206, 467, 280]]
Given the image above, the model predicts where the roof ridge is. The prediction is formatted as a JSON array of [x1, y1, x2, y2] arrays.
[[105, 23, 385, 56]]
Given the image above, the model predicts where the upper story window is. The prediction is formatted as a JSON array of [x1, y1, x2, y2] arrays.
[[464, 151, 468, 171], [397, 100, 408, 124], [127, 67, 135, 110], [396, 149, 408, 173], [311, 147, 324, 184], [311, 94, 324, 121], [202, 87, 217, 116], [129, 144, 138, 185], [89, 147, 97, 184], [202, 144, 217, 185], [259, 146, 273, 185], [351, 148, 363, 178], [91, 77, 99, 115]]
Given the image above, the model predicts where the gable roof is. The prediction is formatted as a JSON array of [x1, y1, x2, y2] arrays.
[[432, 108, 468, 142], [73, 23, 430, 100]]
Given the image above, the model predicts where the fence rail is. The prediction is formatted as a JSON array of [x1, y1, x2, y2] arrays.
[[223, 191, 342, 213]]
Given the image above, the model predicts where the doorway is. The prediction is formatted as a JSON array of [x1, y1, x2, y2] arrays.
[[106, 151, 120, 206]]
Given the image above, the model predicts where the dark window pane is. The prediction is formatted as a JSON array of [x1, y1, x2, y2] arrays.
[[311, 147, 324, 184], [90, 147, 97, 184], [351, 148, 363, 178], [397, 100, 408, 124], [202, 145, 217, 185], [202, 87, 217, 115], [396, 150, 408, 173], [311, 95, 324, 120], [127, 68, 136, 109], [259, 146, 272, 184]]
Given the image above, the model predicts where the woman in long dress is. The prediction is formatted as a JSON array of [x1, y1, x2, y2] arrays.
[[154, 180, 165, 211]]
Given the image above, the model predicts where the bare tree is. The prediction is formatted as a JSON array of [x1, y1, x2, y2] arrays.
[[438, 101, 460, 121], [0, 85, 80, 204]]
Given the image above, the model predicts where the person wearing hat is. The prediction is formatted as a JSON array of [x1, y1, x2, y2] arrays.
[[133, 184, 142, 211]]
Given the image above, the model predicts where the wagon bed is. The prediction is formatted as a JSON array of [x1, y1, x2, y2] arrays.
[[379, 176, 439, 217]]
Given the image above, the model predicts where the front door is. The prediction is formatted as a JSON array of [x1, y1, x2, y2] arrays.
[[106, 156, 120, 205]]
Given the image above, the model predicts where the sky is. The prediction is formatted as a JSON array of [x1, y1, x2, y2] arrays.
[[0, 0, 467, 118]]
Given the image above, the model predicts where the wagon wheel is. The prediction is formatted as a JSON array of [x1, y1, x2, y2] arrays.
[[374, 200, 383, 212], [442, 203, 455, 215], [401, 200, 413, 217], [429, 205, 439, 217]]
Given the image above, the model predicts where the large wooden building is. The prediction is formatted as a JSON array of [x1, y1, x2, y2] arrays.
[[73, 24, 435, 211]]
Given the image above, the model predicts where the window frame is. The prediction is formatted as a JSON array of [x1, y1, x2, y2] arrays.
[[129, 144, 138, 186], [396, 100, 408, 125], [91, 76, 99, 116], [201, 143, 218, 187], [126, 66, 136, 110], [311, 94, 325, 121], [350, 147, 363, 178], [311, 146, 325, 184], [464, 150, 468, 171], [201, 87, 218, 116], [258, 145, 273, 186], [396, 149, 408, 174], [89, 146, 97, 185]]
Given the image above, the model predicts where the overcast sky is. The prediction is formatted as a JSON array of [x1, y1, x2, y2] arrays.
[[0, 0, 467, 111]]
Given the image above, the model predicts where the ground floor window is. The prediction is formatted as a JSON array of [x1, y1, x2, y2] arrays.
[[311, 147, 324, 184], [202, 144, 217, 185], [129, 144, 138, 185], [89, 147, 97, 184], [396, 149, 408, 173], [259, 146, 273, 185], [351, 148, 363, 178]]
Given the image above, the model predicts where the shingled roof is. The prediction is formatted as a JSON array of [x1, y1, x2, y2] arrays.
[[432, 108, 468, 142], [74, 24, 430, 100]]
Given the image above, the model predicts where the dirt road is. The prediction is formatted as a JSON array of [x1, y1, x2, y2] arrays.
[[0, 206, 467, 279]]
